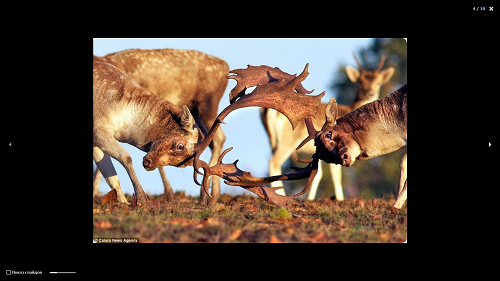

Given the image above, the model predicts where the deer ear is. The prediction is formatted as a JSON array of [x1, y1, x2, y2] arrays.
[[324, 98, 338, 128], [180, 105, 197, 135], [345, 66, 360, 82], [380, 67, 395, 83]]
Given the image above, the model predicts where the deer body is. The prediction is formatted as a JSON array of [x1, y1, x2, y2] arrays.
[[262, 54, 394, 200], [93, 61, 199, 204], [93, 49, 229, 204], [315, 84, 407, 209]]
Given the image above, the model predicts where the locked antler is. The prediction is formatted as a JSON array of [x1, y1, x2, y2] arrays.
[[192, 63, 324, 206], [196, 148, 320, 207]]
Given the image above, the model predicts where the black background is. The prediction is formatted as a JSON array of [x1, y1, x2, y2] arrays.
[[1, 4, 499, 278]]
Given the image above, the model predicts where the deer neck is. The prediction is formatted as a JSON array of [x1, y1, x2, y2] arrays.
[[109, 89, 182, 150], [351, 90, 380, 111], [339, 88, 407, 160]]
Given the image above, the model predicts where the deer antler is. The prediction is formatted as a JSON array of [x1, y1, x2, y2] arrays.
[[196, 149, 320, 207], [353, 52, 364, 71], [375, 54, 386, 72], [191, 63, 324, 206], [353, 52, 386, 72], [228, 64, 315, 104], [296, 116, 320, 150]]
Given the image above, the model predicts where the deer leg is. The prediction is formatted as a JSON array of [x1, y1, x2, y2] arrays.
[[266, 110, 300, 196], [93, 147, 128, 204], [206, 128, 225, 205], [93, 132, 148, 204], [158, 167, 174, 201], [269, 145, 296, 196], [330, 164, 344, 201], [393, 180, 407, 209], [393, 153, 407, 209], [93, 166, 102, 198], [195, 111, 225, 205], [306, 161, 323, 200]]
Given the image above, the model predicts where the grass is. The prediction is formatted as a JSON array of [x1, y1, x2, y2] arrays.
[[93, 192, 407, 243]]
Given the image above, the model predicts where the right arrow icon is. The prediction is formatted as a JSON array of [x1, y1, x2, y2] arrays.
[[490, 142, 492, 147]]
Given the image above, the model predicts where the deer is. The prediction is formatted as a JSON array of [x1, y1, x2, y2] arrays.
[[315, 84, 407, 209], [261, 53, 394, 200], [93, 61, 202, 205], [182, 64, 405, 210], [93, 48, 229, 204]]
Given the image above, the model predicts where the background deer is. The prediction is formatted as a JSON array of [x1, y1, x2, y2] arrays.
[[315, 84, 407, 209], [93, 61, 202, 205], [93, 48, 229, 204], [261, 53, 394, 200]]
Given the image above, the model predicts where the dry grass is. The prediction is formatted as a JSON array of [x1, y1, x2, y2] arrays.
[[93, 192, 406, 243]]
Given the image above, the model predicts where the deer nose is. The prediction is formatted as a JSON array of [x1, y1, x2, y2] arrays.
[[143, 158, 154, 170], [341, 152, 351, 167]]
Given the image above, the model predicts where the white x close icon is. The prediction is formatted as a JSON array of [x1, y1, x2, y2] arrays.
[[489, 7, 493, 11]]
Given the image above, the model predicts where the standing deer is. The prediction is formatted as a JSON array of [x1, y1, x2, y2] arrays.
[[93, 61, 202, 205], [93, 48, 229, 204], [261, 53, 394, 200], [315, 84, 407, 209]]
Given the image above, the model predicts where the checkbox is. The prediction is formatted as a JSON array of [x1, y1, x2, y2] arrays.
[[6, 270, 11, 275]]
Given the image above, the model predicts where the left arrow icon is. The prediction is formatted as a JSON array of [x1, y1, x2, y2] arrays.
[[9, 142, 11, 147]]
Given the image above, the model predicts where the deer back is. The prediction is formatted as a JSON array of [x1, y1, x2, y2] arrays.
[[93, 49, 229, 108]]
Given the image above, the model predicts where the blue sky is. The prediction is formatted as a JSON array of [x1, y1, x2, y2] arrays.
[[93, 38, 387, 197]]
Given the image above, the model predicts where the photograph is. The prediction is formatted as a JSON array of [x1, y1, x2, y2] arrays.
[[93, 38, 407, 243]]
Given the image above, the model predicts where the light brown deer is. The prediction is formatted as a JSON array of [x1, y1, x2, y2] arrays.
[[315, 84, 407, 209], [261, 53, 394, 200], [93, 48, 229, 204], [93, 61, 202, 205]]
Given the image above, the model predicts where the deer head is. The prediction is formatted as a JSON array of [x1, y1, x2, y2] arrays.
[[142, 105, 201, 170], [314, 98, 360, 167], [345, 53, 395, 103]]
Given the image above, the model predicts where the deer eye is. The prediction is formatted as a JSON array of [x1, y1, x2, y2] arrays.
[[177, 143, 185, 150], [325, 132, 332, 139]]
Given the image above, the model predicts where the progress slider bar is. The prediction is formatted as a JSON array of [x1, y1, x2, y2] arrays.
[[49, 272, 76, 274]]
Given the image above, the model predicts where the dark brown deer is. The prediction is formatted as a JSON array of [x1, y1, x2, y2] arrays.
[[315, 84, 407, 208], [93, 48, 229, 204], [93, 61, 201, 205], [261, 53, 394, 200]]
